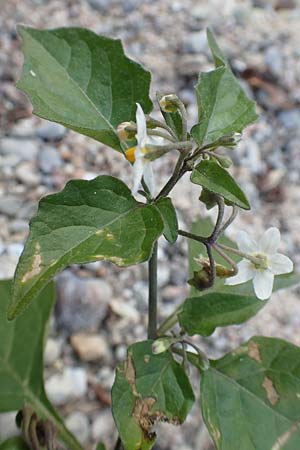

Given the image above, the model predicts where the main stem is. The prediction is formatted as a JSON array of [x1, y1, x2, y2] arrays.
[[148, 241, 158, 339]]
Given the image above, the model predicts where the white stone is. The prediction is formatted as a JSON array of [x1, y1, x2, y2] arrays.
[[70, 333, 110, 362], [44, 338, 62, 365], [45, 367, 87, 405], [65, 411, 90, 445]]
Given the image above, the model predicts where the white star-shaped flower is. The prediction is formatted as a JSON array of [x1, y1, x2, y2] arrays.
[[126, 103, 164, 198], [225, 227, 293, 300]]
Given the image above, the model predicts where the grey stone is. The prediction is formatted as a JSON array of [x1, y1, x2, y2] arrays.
[[87, 0, 111, 12], [278, 109, 300, 130], [0, 138, 39, 161], [92, 409, 115, 442], [0, 196, 23, 216], [45, 367, 87, 405], [183, 31, 207, 54], [65, 412, 90, 445], [36, 121, 66, 141], [0, 254, 18, 280], [264, 46, 284, 78], [70, 333, 110, 362], [55, 272, 112, 334], [0, 412, 19, 440], [38, 145, 62, 173], [8, 219, 28, 234], [6, 243, 24, 258]]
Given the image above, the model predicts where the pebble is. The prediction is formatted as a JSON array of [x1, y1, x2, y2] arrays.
[[45, 367, 87, 405], [71, 333, 110, 362], [277, 109, 300, 130], [87, 0, 111, 12], [0, 138, 39, 162], [38, 145, 62, 173], [36, 121, 66, 141], [15, 161, 41, 186], [110, 298, 139, 322], [65, 411, 90, 445], [264, 46, 284, 79], [183, 31, 208, 54], [55, 272, 112, 334], [91, 409, 115, 442], [0, 412, 19, 440], [44, 338, 62, 365], [0, 196, 24, 216]]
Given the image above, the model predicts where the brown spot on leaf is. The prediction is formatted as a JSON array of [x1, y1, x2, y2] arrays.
[[144, 355, 150, 363], [124, 352, 139, 397], [21, 243, 42, 283], [270, 424, 300, 450], [262, 377, 279, 406], [248, 341, 262, 363]]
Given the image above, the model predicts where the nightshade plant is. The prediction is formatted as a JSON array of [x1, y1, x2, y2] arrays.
[[1, 26, 300, 450]]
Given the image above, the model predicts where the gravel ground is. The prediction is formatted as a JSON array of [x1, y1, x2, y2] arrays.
[[1, 1, 300, 449]]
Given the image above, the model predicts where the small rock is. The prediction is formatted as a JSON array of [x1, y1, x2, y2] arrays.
[[71, 333, 110, 362], [278, 109, 300, 130], [36, 121, 66, 141], [56, 272, 112, 334], [0, 138, 39, 161], [65, 412, 90, 445], [264, 46, 283, 79], [157, 265, 170, 288], [6, 243, 24, 258], [92, 409, 115, 442], [16, 161, 41, 186], [110, 298, 139, 322], [45, 367, 87, 405], [44, 338, 62, 365], [183, 31, 207, 54], [87, 0, 111, 12], [8, 219, 28, 234], [0, 254, 18, 279], [38, 145, 62, 173], [0, 196, 23, 216], [0, 412, 19, 440]]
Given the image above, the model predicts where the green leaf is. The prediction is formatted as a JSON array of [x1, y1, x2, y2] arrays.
[[8, 175, 164, 319], [206, 28, 228, 68], [191, 31, 257, 147], [111, 340, 195, 450], [154, 198, 178, 243], [201, 336, 300, 450], [0, 437, 29, 450], [17, 26, 152, 152], [179, 293, 264, 336], [188, 218, 299, 298], [0, 280, 82, 450], [156, 92, 183, 140], [191, 160, 250, 210], [95, 444, 106, 450]]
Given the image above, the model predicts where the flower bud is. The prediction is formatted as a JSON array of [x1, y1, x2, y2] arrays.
[[212, 154, 232, 168], [117, 121, 136, 141], [152, 337, 174, 354], [159, 94, 179, 113], [125, 147, 136, 163]]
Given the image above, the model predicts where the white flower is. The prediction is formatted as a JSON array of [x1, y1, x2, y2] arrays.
[[126, 103, 163, 197], [225, 227, 293, 300]]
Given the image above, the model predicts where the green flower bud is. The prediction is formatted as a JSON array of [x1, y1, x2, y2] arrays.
[[117, 121, 136, 140], [159, 94, 179, 113], [152, 337, 174, 354]]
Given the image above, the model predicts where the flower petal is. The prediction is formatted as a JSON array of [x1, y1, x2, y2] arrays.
[[236, 230, 257, 254], [225, 259, 254, 286], [253, 270, 274, 300], [132, 157, 145, 196], [143, 161, 155, 197], [268, 253, 293, 275], [258, 227, 280, 255], [135, 103, 147, 147]]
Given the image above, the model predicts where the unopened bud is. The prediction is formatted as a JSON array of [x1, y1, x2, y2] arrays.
[[159, 94, 179, 113], [145, 115, 159, 129], [152, 337, 174, 354], [117, 121, 136, 141]]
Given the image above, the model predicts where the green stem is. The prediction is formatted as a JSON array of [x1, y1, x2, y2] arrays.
[[157, 304, 183, 336], [171, 347, 206, 371], [178, 229, 207, 244], [148, 242, 158, 339]]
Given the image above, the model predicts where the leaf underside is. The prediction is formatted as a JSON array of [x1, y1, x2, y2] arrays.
[[9, 176, 164, 319], [201, 336, 300, 450], [17, 26, 152, 151], [111, 340, 195, 450]]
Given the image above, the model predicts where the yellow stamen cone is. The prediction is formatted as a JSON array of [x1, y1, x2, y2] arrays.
[[125, 147, 136, 163]]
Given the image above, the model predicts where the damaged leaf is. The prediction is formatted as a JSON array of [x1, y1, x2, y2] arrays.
[[111, 340, 195, 450], [8, 175, 164, 320], [201, 336, 300, 450]]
